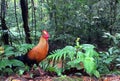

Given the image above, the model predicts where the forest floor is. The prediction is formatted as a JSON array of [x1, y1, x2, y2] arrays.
[[0, 69, 120, 81]]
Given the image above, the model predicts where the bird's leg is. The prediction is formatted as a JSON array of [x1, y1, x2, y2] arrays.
[[30, 64, 37, 72], [31, 65, 34, 72], [36, 66, 46, 76]]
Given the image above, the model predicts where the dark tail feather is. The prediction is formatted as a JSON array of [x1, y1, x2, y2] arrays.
[[15, 54, 27, 64], [15, 54, 36, 67]]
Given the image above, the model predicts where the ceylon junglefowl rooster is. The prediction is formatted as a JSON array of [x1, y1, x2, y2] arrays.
[[15, 30, 50, 74]]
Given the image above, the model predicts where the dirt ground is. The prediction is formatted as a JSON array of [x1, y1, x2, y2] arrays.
[[1, 75, 120, 81], [0, 71, 120, 81]]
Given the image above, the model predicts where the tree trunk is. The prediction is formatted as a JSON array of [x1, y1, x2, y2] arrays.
[[20, 0, 32, 44], [1, 0, 9, 45]]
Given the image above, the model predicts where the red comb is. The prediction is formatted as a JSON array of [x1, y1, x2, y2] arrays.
[[42, 30, 48, 34]]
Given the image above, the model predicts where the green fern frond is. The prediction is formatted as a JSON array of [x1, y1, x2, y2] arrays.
[[47, 42, 100, 77], [47, 46, 76, 62], [63, 46, 76, 60], [48, 49, 62, 61]]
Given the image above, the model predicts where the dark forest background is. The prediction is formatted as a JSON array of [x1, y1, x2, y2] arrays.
[[0, 0, 120, 50]]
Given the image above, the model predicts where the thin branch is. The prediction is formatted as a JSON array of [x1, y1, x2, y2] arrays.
[[31, 0, 37, 43], [14, 0, 23, 43]]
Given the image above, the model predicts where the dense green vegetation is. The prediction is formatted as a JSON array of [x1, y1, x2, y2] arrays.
[[0, 0, 120, 78]]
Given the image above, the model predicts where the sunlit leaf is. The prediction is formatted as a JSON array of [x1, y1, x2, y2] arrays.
[[0, 47, 4, 54], [83, 57, 96, 75], [93, 70, 100, 78]]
